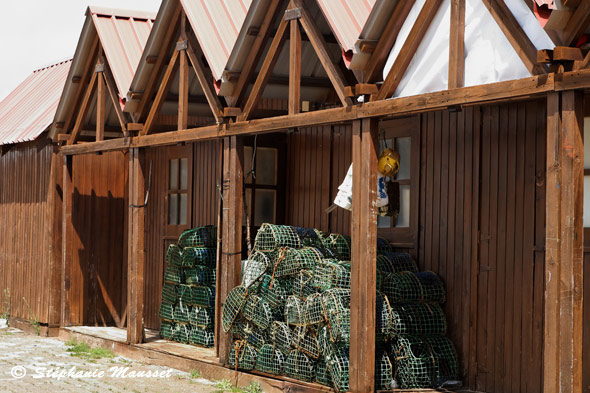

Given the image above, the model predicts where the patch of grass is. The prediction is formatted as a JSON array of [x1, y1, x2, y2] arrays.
[[214, 380, 262, 393], [22, 297, 39, 335], [65, 339, 116, 360], [189, 369, 202, 379]]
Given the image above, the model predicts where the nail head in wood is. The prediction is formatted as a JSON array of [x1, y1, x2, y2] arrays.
[[284, 8, 302, 21], [176, 40, 188, 51]]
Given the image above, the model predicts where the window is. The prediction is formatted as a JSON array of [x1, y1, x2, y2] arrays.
[[244, 145, 279, 227]]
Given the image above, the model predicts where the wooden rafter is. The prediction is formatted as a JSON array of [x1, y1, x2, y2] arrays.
[[561, 1, 590, 47], [178, 49, 189, 130], [363, 0, 415, 83], [96, 67, 106, 142], [237, 16, 289, 121], [374, 0, 442, 101], [141, 48, 180, 136], [293, 0, 353, 107], [228, 0, 285, 107], [184, 33, 224, 123], [68, 71, 98, 145], [449, 0, 466, 89], [481, 0, 547, 75], [103, 62, 129, 136], [289, 19, 301, 115]]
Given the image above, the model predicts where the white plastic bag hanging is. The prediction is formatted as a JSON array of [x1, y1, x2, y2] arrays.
[[333, 164, 388, 211]]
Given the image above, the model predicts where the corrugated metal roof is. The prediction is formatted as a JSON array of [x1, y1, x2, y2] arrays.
[[181, 0, 252, 81], [0, 60, 71, 145], [316, 0, 376, 52], [89, 6, 156, 99]]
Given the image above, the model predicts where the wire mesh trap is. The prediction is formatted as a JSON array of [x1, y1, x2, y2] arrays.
[[184, 266, 216, 286], [303, 292, 326, 326], [315, 357, 333, 387], [382, 271, 446, 304], [253, 224, 302, 251], [292, 226, 323, 248], [242, 294, 275, 331], [291, 270, 316, 300], [190, 286, 215, 308], [271, 321, 292, 356], [164, 266, 182, 284], [243, 322, 268, 349], [317, 325, 332, 358], [242, 251, 270, 288], [189, 307, 214, 330], [255, 344, 286, 375], [182, 247, 217, 268], [166, 244, 183, 268], [378, 252, 419, 273], [177, 284, 192, 304], [284, 350, 315, 382], [313, 259, 351, 291], [322, 289, 351, 344], [173, 302, 191, 323], [285, 295, 305, 326], [320, 233, 351, 260], [228, 340, 258, 371], [376, 351, 395, 391], [159, 302, 174, 321], [189, 327, 215, 347], [272, 247, 323, 278], [160, 321, 174, 339], [178, 226, 217, 248], [172, 323, 191, 343], [292, 326, 321, 359], [222, 285, 248, 332], [377, 238, 394, 255], [327, 346, 349, 393], [390, 304, 447, 335], [161, 283, 176, 303], [376, 291, 394, 340], [258, 274, 287, 310]]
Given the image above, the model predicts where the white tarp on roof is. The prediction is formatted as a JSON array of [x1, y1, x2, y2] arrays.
[[383, 0, 556, 98]]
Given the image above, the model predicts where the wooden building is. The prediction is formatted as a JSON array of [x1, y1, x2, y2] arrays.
[[0, 0, 589, 392]]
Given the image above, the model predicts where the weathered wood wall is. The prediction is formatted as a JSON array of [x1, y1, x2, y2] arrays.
[[0, 142, 55, 324]]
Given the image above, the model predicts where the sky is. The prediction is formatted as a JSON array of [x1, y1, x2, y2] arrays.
[[0, 0, 162, 101]]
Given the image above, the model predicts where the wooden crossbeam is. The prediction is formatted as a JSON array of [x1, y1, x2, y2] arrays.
[[141, 48, 180, 136], [554, 46, 587, 62], [184, 34, 224, 124], [363, 0, 415, 83], [238, 15, 289, 121], [178, 49, 189, 130], [561, 1, 590, 46], [229, 0, 285, 107], [293, 0, 353, 107], [374, 0, 442, 101], [103, 63, 129, 136], [289, 19, 301, 115], [573, 50, 590, 71], [68, 71, 98, 145], [481, 0, 547, 75], [449, 0, 466, 89]]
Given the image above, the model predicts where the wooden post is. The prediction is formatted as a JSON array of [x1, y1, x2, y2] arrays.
[[544, 91, 584, 393], [61, 154, 73, 327], [96, 71, 106, 141], [218, 136, 243, 364], [289, 19, 301, 115], [178, 49, 189, 130], [449, 0, 465, 89], [48, 149, 64, 329], [350, 118, 378, 393], [127, 147, 146, 344]]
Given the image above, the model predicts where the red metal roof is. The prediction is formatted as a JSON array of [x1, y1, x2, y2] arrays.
[[0, 60, 71, 145], [316, 0, 376, 52], [89, 7, 156, 99]]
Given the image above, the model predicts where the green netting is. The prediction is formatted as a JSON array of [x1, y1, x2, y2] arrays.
[[292, 227, 323, 248], [222, 285, 248, 332], [254, 224, 302, 251], [161, 283, 176, 303], [174, 302, 191, 323], [190, 307, 214, 331], [377, 238, 394, 255], [390, 304, 447, 336], [303, 293, 325, 326], [172, 323, 191, 343], [382, 271, 446, 304], [190, 326, 215, 347], [228, 340, 258, 371], [182, 247, 216, 268], [164, 266, 182, 284], [322, 289, 351, 344], [190, 286, 215, 308], [271, 321, 292, 356], [242, 251, 270, 288], [292, 326, 321, 359], [315, 357, 333, 387], [230, 319, 248, 341], [166, 244, 183, 268], [177, 284, 192, 304], [178, 226, 217, 248], [185, 266, 216, 286], [320, 233, 351, 260], [313, 259, 350, 291], [291, 270, 316, 300], [285, 295, 304, 326], [242, 295, 274, 331], [376, 351, 395, 391], [377, 252, 419, 273], [271, 247, 323, 278], [284, 350, 315, 382], [392, 334, 458, 389], [255, 344, 285, 375], [317, 325, 332, 358], [243, 322, 268, 349], [160, 321, 174, 339], [159, 301, 174, 321], [327, 346, 349, 392], [258, 275, 287, 310], [376, 291, 394, 340]]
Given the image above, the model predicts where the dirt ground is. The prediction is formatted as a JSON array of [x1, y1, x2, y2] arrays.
[[0, 324, 220, 393]]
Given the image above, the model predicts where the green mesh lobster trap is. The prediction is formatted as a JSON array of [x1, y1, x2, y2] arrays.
[[176, 284, 192, 304], [182, 247, 216, 268], [222, 285, 248, 332], [184, 266, 216, 286], [313, 260, 350, 291], [281, 247, 323, 277], [327, 346, 349, 393], [166, 244, 183, 268], [317, 325, 332, 358], [161, 283, 176, 304], [284, 350, 315, 382], [189, 327, 214, 347], [173, 302, 191, 323], [376, 351, 395, 391], [178, 226, 217, 248], [377, 238, 394, 255], [320, 233, 351, 260], [315, 357, 333, 387], [189, 307, 214, 331], [255, 344, 285, 375], [160, 321, 174, 339], [242, 251, 270, 288], [292, 326, 321, 359], [228, 340, 258, 371], [291, 270, 316, 300], [285, 295, 305, 326], [377, 252, 419, 273], [392, 334, 458, 389], [382, 271, 446, 304], [164, 266, 182, 284], [257, 274, 287, 310], [159, 302, 174, 321], [390, 304, 447, 335], [190, 286, 215, 308], [376, 291, 394, 340], [303, 292, 325, 326], [254, 224, 302, 251], [243, 322, 268, 349], [271, 321, 292, 356], [242, 295, 274, 331], [323, 289, 351, 344], [172, 323, 191, 343]]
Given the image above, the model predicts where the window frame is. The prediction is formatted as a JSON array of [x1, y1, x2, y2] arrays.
[[165, 145, 193, 238]]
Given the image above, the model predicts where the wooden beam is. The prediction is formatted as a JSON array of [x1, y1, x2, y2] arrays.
[[141, 49, 180, 136], [289, 19, 301, 115], [350, 118, 378, 393], [561, 1, 590, 46], [68, 71, 98, 145], [103, 63, 129, 136], [573, 50, 590, 71], [228, 0, 284, 107], [127, 147, 146, 344], [178, 49, 189, 131], [363, 0, 415, 83], [449, 0, 465, 89], [554, 46, 587, 62], [61, 155, 73, 327], [96, 71, 106, 142], [184, 35, 224, 123], [374, 0, 442, 100], [538, 49, 554, 64], [238, 16, 289, 121], [481, 0, 547, 75], [47, 150, 63, 328], [293, 0, 353, 107], [218, 136, 243, 364]]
